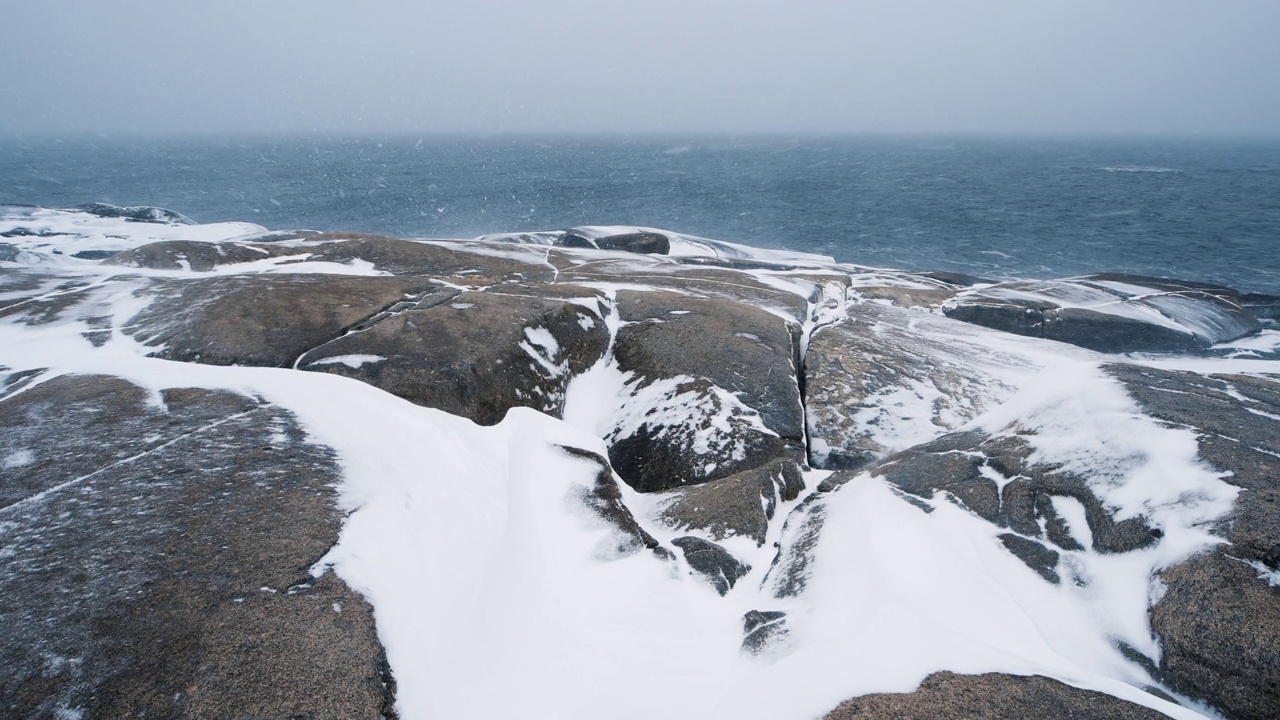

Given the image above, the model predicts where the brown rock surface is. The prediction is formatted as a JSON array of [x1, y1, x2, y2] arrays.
[[825, 672, 1172, 720], [0, 374, 392, 719]]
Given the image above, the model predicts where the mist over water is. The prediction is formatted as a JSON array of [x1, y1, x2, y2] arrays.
[[3, 134, 1278, 294]]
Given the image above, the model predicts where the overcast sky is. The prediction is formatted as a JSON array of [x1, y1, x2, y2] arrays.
[[4, 0, 1279, 136]]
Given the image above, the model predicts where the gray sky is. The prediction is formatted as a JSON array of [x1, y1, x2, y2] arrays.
[[4, 0, 1279, 135]]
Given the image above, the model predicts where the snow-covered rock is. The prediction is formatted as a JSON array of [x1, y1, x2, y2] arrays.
[[2, 204, 1278, 720]]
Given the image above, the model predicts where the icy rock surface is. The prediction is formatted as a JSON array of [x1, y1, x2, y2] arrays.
[[2, 204, 1278, 720]]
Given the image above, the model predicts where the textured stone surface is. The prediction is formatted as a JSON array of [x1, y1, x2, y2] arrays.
[[1106, 364, 1280, 720], [804, 303, 1040, 470], [129, 274, 439, 367], [671, 536, 751, 596], [0, 374, 392, 719], [607, 290, 805, 492], [300, 284, 610, 425], [825, 672, 1172, 720], [657, 459, 804, 545], [943, 274, 1261, 353]]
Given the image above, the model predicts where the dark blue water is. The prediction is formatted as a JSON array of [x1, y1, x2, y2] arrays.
[[2, 135, 1278, 293]]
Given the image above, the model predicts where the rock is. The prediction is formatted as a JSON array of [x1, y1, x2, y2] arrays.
[[671, 536, 751, 596], [302, 234, 555, 280], [72, 202, 195, 224], [656, 459, 804, 545], [741, 610, 788, 654], [548, 253, 813, 322], [106, 240, 286, 271], [301, 285, 610, 425], [128, 274, 441, 368], [1149, 552, 1280, 720], [555, 232, 597, 249], [560, 227, 672, 255], [557, 445, 662, 558], [943, 274, 1261, 353], [764, 490, 837, 598], [998, 533, 1061, 583], [804, 303, 1047, 470], [1105, 363, 1280, 720], [0, 374, 392, 718], [854, 285, 956, 308], [824, 672, 1172, 720], [876, 431, 1159, 554], [1242, 293, 1280, 326], [606, 290, 806, 492], [0, 242, 19, 261], [594, 231, 671, 255]]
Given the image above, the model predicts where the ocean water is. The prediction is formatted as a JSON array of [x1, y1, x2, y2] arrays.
[[2, 135, 1278, 293]]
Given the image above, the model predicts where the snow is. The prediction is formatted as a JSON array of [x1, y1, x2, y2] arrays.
[[307, 354, 385, 369], [5, 213, 1269, 720]]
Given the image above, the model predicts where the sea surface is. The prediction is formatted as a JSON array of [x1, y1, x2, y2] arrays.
[[2, 135, 1278, 293]]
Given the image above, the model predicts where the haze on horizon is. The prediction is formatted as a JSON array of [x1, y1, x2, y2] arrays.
[[3, 0, 1279, 137]]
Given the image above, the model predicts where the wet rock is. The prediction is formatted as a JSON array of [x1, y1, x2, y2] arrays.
[[606, 290, 806, 492], [671, 536, 751, 596], [300, 285, 610, 425], [657, 459, 804, 545], [0, 374, 392, 719], [824, 672, 1172, 720], [805, 304, 1044, 470], [129, 274, 440, 368], [943, 274, 1261, 353]]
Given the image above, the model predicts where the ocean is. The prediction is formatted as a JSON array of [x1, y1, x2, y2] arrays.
[[2, 134, 1278, 294]]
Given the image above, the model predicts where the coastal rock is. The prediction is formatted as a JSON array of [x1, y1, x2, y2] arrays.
[[1106, 364, 1280, 720], [943, 274, 1261, 353], [872, 431, 1160, 561], [300, 285, 610, 425], [656, 458, 805, 545], [0, 374, 392, 718], [128, 274, 441, 367], [803, 302, 1052, 470], [72, 202, 195, 225], [557, 228, 672, 254], [741, 610, 789, 654], [605, 290, 806, 492], [671, 536, 751, 596], [557, 445, 662, 558], [824, 672, 1171, 720], [106, 239, 287, 271]]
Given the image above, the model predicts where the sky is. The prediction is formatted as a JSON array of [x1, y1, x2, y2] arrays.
[[3, 0, 1279, 136]]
